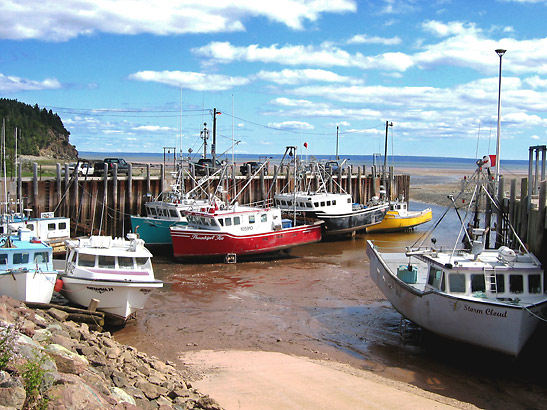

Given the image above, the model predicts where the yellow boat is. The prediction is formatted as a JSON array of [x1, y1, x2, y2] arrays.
[[366, 200, 432, 233]]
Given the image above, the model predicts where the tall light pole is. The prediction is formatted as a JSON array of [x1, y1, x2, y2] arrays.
[[495, 49, 506, 185]]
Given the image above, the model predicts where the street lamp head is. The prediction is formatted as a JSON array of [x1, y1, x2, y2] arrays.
[[495, 49, 506, 57]]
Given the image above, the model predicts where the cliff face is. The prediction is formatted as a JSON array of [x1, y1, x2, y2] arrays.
[[39, 129, 78, 160]]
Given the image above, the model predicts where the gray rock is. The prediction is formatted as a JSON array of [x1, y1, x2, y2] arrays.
[[44, 343, 89, 375], [0, 374, 25, 408]]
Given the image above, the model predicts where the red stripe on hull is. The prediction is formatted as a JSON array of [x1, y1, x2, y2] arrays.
[[171, 225, 322, 258]]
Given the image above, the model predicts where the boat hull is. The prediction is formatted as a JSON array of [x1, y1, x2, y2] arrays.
[[0, 270, 57, 303], [170, 223, 322, 258], [130, 216, 185, 246], [60, 276, 163, 321], [317, 203, 388, 236], [366, 242, 546, 356], [366, 208, 432, 233]]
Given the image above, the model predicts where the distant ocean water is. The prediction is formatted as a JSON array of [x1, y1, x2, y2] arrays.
[[80, 151, 529, 186]]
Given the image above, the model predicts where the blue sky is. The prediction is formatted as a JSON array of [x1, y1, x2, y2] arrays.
[[1, 0, 546, 160]]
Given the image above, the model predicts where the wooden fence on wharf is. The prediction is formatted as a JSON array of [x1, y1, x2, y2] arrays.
[[5, 162, 409, 238]]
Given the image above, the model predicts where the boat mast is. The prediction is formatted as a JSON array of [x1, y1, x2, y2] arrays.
[[383, 121, 393, 197], [336, 126, 339, 161]]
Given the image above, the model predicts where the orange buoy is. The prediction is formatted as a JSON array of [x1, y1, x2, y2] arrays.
[[54, 278, 63, 292]]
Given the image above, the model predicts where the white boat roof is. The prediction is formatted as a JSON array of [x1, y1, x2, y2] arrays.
[[66, 235, 152, 257], [416, 247, 542, 272]]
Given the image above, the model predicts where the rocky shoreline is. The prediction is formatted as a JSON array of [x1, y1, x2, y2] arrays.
[[0, 295, 222, 410]]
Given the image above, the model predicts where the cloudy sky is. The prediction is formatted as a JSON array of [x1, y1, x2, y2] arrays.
[[1, 0, 546, 160]]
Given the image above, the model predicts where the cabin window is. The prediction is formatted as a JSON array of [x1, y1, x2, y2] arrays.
[[306, 203, 313, 208], [327, 201, 331, 206], [449, 273, 466, 293], [225, 218, 232, 226], [59, 222, 67, 230], [347, 198, 351, 203], [287, 201, 292, 206], [26, 224, 35, 232], [249, 215, 256, 224], [320, 201, 325, 207], [13, 253, 29, 264], [234, 217, 241, 225], [261, 214, 268, 223], [34, 252, 49, 264], [169, 209, 178, 218], [48, 223, 56, 231], [471, 274, 486, 292], [218, 219, 224, 226], [314, 202, 319, 207], [427, 267, 442, 289], [118, 257, 134, 269], [78, 254, 95, 267], [509, 274, 523, 293], [496, 274, 505, 293], [0, 253, 7, 265], [136, 257, 150, 269], [98, 255, 116, 269], [529, 274, 541, 294], [332, 200, 336, 205]]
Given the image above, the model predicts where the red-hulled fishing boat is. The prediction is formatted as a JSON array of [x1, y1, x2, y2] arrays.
[[169, 202, 322, 261]]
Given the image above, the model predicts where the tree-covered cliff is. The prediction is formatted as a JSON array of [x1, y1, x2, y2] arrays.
[[0, 98, 78, 160]]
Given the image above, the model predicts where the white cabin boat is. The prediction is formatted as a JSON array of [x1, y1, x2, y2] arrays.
[[367, 239, 546, 356], [57, 234, 163, 322], [367, 158, 546, 356], [0, 227, 57, 303], [274, 191, 388, 236], [7, 211, 71, 254]]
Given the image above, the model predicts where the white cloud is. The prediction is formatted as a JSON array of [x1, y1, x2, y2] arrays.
[[524, 76, 547, 89], [0, 73, 61, 92], [129, 70, 250, 91], [133, 125, 175, 132], [0, 0, 356, 41], [256, 69, 363, 85], [193, 41, 414, 71], [346, 34, 401, 45], [268, 121, 314, 130]]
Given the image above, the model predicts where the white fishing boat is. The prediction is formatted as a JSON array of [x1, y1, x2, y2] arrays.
[[367, 158, 547, 356], [273, 152, 388, 236], [56, 233, 163, 322], [6, 211, 71, 254], [0, 227, 58, 303]]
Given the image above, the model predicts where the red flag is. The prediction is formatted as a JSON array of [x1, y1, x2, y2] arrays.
[[216, 111, 222, 115], [482, 155, 496, 167], [303, 142, 308, 148]]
